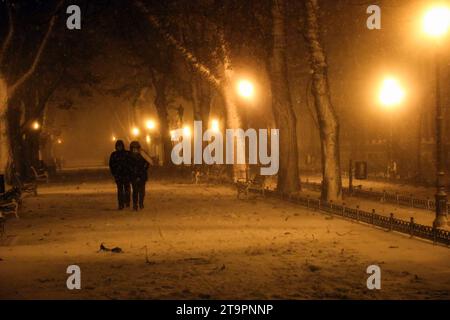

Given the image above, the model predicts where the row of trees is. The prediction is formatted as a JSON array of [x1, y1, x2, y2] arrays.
[[0, 0, 99, 182], [0, 0, 343, 201], [123, 0, 342, 200]]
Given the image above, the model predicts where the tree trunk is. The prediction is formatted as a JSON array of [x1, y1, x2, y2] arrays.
[[153, 81, 172, 166], [7, 105, 26, 180], [269, 0, 300, 194], [0, 77, 9, 175], [304, 0, 342, 201]]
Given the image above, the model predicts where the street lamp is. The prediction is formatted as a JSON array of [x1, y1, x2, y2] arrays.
[[379, 77, 405, 179], [422, 5, 449, 227], [131, 127, 140, 137], [237, 79, 254, 99], [145, 119, 156, 130], [379, 78, 405, 108], [423, 6, 450, 37], [183, 126, 191, 137], [31, 121, 40, 130], [210, 118, 220, 132]]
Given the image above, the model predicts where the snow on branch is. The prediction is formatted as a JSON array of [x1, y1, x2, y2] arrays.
[[8, 0, 65, 98], [133, 0, 222, 91]]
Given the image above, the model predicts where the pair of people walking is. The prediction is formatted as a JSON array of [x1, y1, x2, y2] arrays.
[[109, 140, 149, 211]]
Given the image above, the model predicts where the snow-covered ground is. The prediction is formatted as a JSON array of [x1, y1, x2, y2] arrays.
[[0, 180, 449, 299]]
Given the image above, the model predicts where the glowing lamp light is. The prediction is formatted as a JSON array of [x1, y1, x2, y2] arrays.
[[146, 135, 151, 144], [379, 78, 405, 108], [183, 126, 191, 137], [57, 138, 62, 144], [423, 6, 450, 37], [146, 119, 156, 130], [170, 130, 175, 139], [131, 127, 140, 137], [210, 119, 220, 132], [32, 121, 40, 130], [112, 135, 117, 142], [237, 79, 254, 99]]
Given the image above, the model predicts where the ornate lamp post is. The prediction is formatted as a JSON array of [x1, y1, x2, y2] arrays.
[[422, 5, 449, 227]]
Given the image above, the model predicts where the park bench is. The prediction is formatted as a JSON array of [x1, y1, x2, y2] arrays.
[[0, 187, 21, 237], [0, 170, 41, 237], [236, 170, 266, 199], [31, 165, 49, 184], [13, 173, 38, 197]]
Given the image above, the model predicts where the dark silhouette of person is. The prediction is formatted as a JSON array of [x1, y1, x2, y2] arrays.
[[129, 140, 149, 211], [109, 140, 131, 209]]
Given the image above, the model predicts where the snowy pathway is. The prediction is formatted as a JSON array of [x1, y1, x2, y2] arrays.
[[0, 180, 449, 299]]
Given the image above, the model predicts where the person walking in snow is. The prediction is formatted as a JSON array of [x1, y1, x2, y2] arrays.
[[109, 140, 131, 210]]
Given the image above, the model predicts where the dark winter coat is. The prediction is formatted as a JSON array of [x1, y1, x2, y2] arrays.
[[109, 150, 131, 181], [129, 152, 150, 182]]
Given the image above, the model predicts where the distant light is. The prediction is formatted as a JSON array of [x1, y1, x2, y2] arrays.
[[423, 6, 450, 37], [112, 135, 116, 142], [131, 127, 140, 137], [379, 78, 405, 108], [237, 80, 254, 99], [210, 119, 220, 132], [183, 126, 191, 137], [32, 121, 40, 130], [145, 119, 156, 130], [146, 135, 151, 144], [170, 130, 176, 140], [57, 139, 62, 144]]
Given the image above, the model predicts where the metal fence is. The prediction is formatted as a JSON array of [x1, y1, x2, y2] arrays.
[[248, 187, 450, 247], [302, 181, 450, 214]]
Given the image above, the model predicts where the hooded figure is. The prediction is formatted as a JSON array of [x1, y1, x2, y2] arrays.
[[109, 140, 131, 209], [129, 140, 149, 210]]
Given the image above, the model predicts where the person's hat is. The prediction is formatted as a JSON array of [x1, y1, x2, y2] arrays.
[[130, 140, 141, 150], [115, 140, 125, 150]]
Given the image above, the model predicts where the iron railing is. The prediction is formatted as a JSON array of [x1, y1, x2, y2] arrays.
[[302, 181, 450, 214], [248, 187, 450, 247]]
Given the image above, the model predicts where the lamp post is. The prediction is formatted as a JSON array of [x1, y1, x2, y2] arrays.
[[236, 79, 255, 128], [422, 5, 449, 227], [379, 77, 405, 178], [145, 119, 157, 155]]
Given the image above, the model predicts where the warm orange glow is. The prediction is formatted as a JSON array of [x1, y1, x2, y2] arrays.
[[183, 126, 191, 137], [146, 135, 151, 143], [112, 135, 116, 142], [237, 79, 254, 99], [145, 119, 156, 130], [57, 139, 62, 144], [131, 127, 140, 137], [210, 119, 220, 132], [423, 6, 450, 37], [32, 121, 40, 130], [379, 78, 405, 108]]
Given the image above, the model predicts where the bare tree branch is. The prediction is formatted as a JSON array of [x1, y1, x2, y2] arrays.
[[0, 0, 14, 67], [133, 0, 222, 91], [8, 0, 64, 98]]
